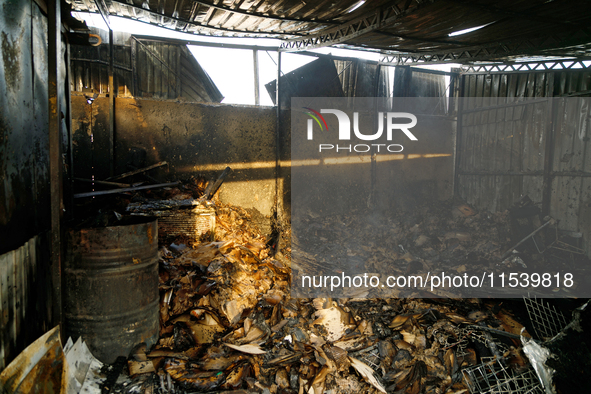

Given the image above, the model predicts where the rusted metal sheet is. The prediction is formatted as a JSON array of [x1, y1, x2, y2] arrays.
[[64, 218, 160, 364], [0, 326, 65, 394]]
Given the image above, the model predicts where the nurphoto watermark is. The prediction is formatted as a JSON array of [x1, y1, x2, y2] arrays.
[[291, 97, 590, 299]]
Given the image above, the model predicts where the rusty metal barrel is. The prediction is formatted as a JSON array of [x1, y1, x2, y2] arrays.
[[64, 218, 159, 364]]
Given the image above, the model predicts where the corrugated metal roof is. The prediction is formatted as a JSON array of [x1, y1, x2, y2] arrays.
[[66, 0, 591, 63]]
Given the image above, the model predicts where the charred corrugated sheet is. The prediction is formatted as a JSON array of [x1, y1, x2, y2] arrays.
[[0, 0, 57, 370], [68, 0, 375, 38], [265, 57, 344, 108], [334, 59, 390, 98], [549, 92, 591, 256], [0, 1, 52, 254], [456, 69, 591, 256], [70, 29, 223, 102], [393, 66, 449, 115], [70, 30, 132, 95], [178, 45, 223, 103], [393, 66, 447, 99], [0, 236, 52, 371]]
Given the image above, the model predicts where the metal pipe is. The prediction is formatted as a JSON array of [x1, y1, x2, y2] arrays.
[[70, 57, 133, 72], [106, 161, 168, 181], [48, 0, 63, 335], [253, 50, 260, 105], [108, 28, 115, 177], [94, 0, 115, 176], [74, 178, 133, 188], [73, 182, 181, 198], [461, 97, 548, 114], [542, 76, 556, 217], [274, 51, 282, 223], [453, 75, 465, 197], [132, 35, 279, 52]]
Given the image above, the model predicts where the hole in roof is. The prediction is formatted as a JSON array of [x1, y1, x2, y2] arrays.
[[345, 1, 365, 13], [449, 22, 495, 37]]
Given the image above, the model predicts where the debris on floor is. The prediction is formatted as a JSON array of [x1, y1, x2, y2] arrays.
[[0, 326, 66, 393], [291, 196, 589, 298], [64, 175, 590, 393], [114, 202, 583, 392], [0, 327, 105, 394]]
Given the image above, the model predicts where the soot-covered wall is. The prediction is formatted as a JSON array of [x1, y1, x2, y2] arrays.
[[71, 97, 454, 222]]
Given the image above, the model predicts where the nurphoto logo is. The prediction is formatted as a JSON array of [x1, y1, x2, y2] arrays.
[[304, 107, 418, 153]]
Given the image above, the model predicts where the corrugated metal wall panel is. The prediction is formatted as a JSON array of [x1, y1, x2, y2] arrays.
[[70, 29, 221, 102], [0, 237, 37, 370], [555, 71, 591, 96], [457, 72, 550, 214], [0, 0, 55, 370], [457, 69, 591, 256], [135, 39, 180, 99], [392, 66, 448, 114], [1, 1, 51, 253], [1, 0, 53, 370], [549, 96, 591, 242], [71, 43, 131, 95], [334, 59, 390, 98]]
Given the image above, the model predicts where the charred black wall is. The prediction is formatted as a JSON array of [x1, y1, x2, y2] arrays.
[[71, 97, 454, 222], [0, 3, 50, 254], [0, 0, 58, 370], [72, 97, 285, 218]]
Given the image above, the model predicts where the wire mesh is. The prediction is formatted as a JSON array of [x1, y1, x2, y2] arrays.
[[523, 296, 568, 340], [350, 345, 381, 372], [462, 357, 545, 394]]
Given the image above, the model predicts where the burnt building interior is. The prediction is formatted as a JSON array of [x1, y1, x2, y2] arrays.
[[2, 0, 591, 393]]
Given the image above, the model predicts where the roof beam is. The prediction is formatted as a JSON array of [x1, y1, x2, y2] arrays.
[[374, 29, 479, 47], [106, 0, 306, 36], [133, 34, 279, 51], [189, 0, 338, 25], [460, 59, 591, 73], [373, 26, 591, 65], [374, 29, 591, 60], [379, 36, 591, 66], [280, 0, 432, 51]]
